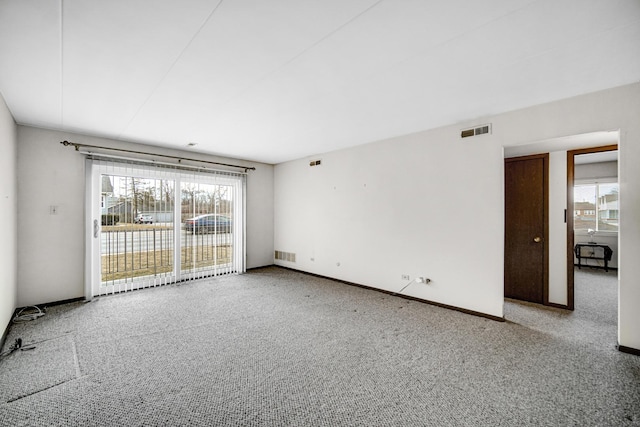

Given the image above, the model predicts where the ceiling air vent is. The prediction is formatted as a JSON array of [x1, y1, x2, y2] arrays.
[[461, 124, 491, 138]]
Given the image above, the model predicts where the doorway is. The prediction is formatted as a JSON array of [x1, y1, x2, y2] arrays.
[[503, 132, 621, 351], [566, 145, 618, 310], [504, 154, 549, 304]]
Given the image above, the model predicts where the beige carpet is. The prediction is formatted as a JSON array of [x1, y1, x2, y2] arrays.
[[0, 267, 638, 426]]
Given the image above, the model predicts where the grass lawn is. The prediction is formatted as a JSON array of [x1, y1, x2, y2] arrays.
[[102, 244, 232, 282], [102, 224, 173, 232]]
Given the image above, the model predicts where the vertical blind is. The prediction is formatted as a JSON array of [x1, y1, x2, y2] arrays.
[[89, 157, 246, 297]]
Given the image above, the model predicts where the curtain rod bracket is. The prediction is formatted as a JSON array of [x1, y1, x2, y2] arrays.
[[61, 140, 79, 151]]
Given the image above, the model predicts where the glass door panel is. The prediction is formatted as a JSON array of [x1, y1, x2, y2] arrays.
[[100, 174, 175, 293], [180, 182, 234, 278]]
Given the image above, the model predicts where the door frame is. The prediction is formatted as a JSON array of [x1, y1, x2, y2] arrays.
[[566, 144, 618, 310], [504, 153, 549, 305]]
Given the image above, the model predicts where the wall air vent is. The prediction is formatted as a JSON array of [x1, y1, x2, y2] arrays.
[[309, 159, 322, 167], [461, 124, 491, 138], [275, 251, 296, 263]]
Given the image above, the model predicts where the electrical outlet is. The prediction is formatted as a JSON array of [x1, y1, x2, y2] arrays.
[[401, 274, 410, 280]]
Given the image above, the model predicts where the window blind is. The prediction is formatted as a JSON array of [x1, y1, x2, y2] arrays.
[[88, 156, 246, 297]]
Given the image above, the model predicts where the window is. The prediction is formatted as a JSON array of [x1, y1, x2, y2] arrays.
[[87, 157, 246, 298], [574, 182, 618, 232]]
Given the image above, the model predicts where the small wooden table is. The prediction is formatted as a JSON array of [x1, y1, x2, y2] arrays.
[[575, 243, 613, 272]]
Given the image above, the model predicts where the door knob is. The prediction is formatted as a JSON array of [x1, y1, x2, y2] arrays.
[[533, 236, 542, 243]]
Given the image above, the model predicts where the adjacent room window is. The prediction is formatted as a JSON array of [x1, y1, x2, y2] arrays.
[[574, 181, 618, 232]]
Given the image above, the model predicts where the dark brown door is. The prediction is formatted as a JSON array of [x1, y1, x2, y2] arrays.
[[505, 154, 548, 304]]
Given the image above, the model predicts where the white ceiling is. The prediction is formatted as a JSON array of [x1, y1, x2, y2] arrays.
[[1, 0, 639, 164]]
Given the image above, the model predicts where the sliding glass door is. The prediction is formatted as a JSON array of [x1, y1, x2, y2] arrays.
[[86, 158, 245, 299]]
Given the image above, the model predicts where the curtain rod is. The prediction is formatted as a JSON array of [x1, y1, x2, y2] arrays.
[[60, 140, 256, 172], [77, 150, 249, 176]]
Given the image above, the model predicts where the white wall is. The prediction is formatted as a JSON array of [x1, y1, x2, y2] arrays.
[[274, 82, 640, 350], [275, 122, 505, 318], [245, 158, 275, 269], [548, 151, 567, 305], [0, 93, 17, 333], [17, 126, 274, 307]]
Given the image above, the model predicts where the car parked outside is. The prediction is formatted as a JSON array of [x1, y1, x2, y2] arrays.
[[134, 214, 154, 224], [184, 214, 232, 234]]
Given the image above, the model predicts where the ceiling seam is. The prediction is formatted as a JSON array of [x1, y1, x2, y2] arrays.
[[213, 0, 545, 127], [198, 0, 387, 117], [339, 0, 545, 92], [252, 0, 623, 129], [116, 0, 226, 140], [470, 14, 640, 84]]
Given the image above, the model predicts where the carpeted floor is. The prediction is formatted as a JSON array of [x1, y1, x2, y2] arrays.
[[0, 266, 638, 426]]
